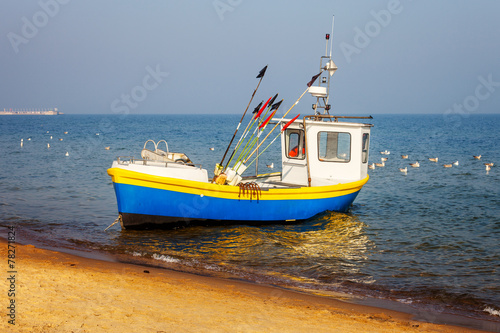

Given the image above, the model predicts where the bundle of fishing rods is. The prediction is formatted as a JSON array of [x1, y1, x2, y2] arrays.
[[213, 66, 321, 186]]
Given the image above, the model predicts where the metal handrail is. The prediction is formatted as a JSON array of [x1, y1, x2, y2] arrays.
[[303, 115, 373, 122], [116, 156, 202, 169]]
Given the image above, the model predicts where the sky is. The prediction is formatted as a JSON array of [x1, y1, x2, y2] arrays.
[[1, 0, 500, 115]]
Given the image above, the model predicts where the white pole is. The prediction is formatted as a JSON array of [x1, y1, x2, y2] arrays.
[[329, 15, 335, 58]]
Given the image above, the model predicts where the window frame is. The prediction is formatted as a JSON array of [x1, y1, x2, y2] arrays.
[[285, 128, 306, 160], [317, 131, 352, 163], [362, 133, 369, 164]]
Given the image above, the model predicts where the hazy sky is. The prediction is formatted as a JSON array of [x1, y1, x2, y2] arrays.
[[1, 0, 500, 115]]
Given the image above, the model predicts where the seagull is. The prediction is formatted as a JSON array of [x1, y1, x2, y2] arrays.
[[28, 138, 31, 141], [443, 164, 453, 168], [59, 138, 63, 141], [50, 135, 53, 140], [96, 133, 100, 136], [368, 163, 375, 169], [401, 155, 409, 159], [209, 147, 215, 151], [428, 157, 438, 162], [266, 162, 274, 169], [486, 164, 491, 171], [484, 162, 494, 167], [399, 167, 408, 173], [473, 155, 481, 160], [105, 146, 111, 150], [380, 150, 390, 155], [65, 152, 69, 156], [409, 161, 420, 168], [453, 161, 459, 166], [20, 139, 23, 147], [381, 157, 388, 162], [375, 161, 385, 167], [47, 143, 50, 148], [64, 131, 68, 134]]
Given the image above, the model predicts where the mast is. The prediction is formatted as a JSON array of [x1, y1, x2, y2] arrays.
[[310, 17, 338, 115]]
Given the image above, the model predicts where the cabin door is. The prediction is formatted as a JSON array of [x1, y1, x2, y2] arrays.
[[281, 128, 308, 186]]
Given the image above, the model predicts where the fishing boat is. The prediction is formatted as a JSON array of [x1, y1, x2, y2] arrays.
[[107, 31, 373, 229]]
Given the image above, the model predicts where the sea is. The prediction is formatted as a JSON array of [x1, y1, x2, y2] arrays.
[[1, 113, 499, 332]]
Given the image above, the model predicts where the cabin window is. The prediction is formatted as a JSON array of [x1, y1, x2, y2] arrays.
[[285, 129, 305, 159], [362, 133, 369, 163], [317, 131, 351, 162]]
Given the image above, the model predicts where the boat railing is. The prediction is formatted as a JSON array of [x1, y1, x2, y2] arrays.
[[116, 156, 202, 169], [303, 115, 373, 123]]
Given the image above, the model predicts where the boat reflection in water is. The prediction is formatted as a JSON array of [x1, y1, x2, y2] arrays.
[[109, 211, 374, 295]]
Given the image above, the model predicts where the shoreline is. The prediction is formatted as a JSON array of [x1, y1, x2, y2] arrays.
[[1, 238, 491, 332]]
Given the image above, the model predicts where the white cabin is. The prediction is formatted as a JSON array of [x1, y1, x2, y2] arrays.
[[279, 115, 372, 187]]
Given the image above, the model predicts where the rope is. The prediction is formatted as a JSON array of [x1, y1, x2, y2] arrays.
[[238, 182, 261, 202]]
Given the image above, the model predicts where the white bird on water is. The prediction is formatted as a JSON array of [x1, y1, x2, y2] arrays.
[[399, 167, 408, 173], [47, 143, 50, 148], [65, 152, 69, 157], [409, 161, 420, 168], [266, 162, 274, 169], [209, 147, 215, 151], [473, 155, 481, 160], [486, 164, 491, 171], [381, 157, 388, 162], [20, 139, 23, 147], [368, 163, 375, 169], [428, 157, 438, 162], [443, 164, 452, 168], [375, 161, 385, 167], [453, 161, 459, 166]]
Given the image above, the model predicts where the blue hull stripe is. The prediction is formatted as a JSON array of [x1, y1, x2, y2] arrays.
[[114, 183, 360, 222]]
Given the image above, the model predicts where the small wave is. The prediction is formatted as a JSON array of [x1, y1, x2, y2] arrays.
[[484, 307, 500, 317], [152, 253, 181, 263], [204, 264, 223, 272]]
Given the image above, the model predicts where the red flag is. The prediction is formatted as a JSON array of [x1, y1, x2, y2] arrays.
[[255, 96, 272, 119], [259, 110, 277, 129], [282, 114, 300, 131]]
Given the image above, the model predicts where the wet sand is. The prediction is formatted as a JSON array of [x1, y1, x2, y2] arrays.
[[1, 239, 485, 332]]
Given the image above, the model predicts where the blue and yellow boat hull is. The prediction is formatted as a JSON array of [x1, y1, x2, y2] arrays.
[[107, 167, 368, 229]]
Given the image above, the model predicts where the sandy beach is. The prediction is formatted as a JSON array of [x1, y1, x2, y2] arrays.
[[1, 239, 486, 333]]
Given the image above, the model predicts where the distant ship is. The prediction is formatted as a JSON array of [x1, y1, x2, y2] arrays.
[[0, 108, 63, 115]]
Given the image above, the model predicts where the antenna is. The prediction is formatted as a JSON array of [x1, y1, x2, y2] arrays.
[[329, 15, 335, 58]]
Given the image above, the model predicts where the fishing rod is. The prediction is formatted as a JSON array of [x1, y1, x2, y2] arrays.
[[224, 94, 276, 171], [243, 72, 322, 165], [213, 65, 268, 180], [233, 100, 282, 171], [230, 99, 277, 168], [245, 114, 301, 169]]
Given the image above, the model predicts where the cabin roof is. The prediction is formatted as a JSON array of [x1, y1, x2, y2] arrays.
[[273, 115, 374, 128]]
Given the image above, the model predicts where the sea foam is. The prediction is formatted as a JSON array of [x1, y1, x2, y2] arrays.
[[152, 253, 180, 263], [484, 307, 500, 317]]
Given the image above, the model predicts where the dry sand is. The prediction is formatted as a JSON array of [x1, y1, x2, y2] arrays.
[[0, 240, 485, 332]]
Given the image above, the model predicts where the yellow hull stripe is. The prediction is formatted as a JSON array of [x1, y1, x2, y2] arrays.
[[107, 168, 368, 201]]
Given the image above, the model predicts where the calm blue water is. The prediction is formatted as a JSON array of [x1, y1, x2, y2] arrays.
[[1, 114, 499, 330]]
